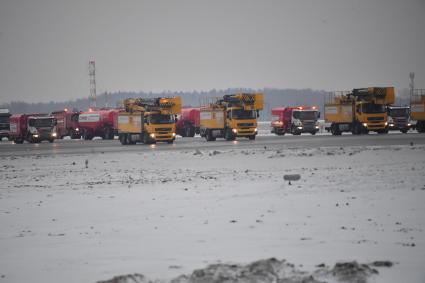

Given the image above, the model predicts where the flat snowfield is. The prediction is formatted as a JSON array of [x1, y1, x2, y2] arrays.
[[1, 143, 425, 282]]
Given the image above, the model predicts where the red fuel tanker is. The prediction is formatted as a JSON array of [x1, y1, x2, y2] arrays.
[[51, 109, 81, 139], [78, 108, 119, 140], [176, 107, 200, 137], [9, 113, 57, 143], [271, 106, 320, 135]]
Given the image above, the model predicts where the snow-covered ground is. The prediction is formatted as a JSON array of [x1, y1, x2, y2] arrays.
[[0, 144, 424, 282]]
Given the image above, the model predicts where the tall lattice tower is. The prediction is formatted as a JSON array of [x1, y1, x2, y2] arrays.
[[409, 72, 415, 96], [89, 60, 97, 108]]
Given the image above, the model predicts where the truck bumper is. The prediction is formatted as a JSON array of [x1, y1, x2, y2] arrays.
[[235, 127, 257, 136], [271, 127, 285, 134], [151, 133, 176, 141], [295, 125, 320, 133], [388, 123, 411, 131], [362, 122, 387, 131]]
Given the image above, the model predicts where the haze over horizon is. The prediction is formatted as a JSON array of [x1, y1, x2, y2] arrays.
[[1, 0, 424, 104]]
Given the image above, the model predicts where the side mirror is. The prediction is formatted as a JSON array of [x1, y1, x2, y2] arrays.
[[318, 112, 321, 118], [256, 110, 259, 118]]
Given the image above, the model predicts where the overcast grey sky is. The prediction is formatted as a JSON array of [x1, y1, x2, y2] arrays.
[[0, 0, 424, 103]]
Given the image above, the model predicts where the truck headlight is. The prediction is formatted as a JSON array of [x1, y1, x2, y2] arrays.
[[315, 125, 320, 129], [254, 128, 258, 132], [362, 123, 367, 127], [172, 133, 176, 137], [384, 122, 388, 126], [389, 123, 394, 127], [150, 133, 155, 138], [407, 123, 411, 127], [75, 128, 79, 132], [52, 132, 57, 137], [232, 128, 237, 133], [33, 134, 39, 138], [297, 126, 303, 129]]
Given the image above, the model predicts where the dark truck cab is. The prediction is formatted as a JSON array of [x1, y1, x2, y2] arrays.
[[0, 109, 11, 140], [387, 106, 411, 133]]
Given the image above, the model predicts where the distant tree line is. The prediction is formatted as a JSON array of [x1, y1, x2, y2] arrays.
[[0, 87, 410, 121], [0, 88, 326, 121]]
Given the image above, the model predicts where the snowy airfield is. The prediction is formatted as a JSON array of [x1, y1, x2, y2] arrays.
[[1, 132, 425, 283]]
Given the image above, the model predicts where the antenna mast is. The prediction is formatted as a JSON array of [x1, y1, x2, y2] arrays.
[[409, 72, 415, 96], [89, 60, 97, 108]]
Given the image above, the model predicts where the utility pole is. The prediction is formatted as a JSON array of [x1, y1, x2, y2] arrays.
[[89, 60, 97, 109]]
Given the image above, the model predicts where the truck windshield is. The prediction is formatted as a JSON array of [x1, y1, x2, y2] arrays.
[[388, 108, 409, 117], [149, 114, 174, 124], [361, 103, 386, 114], [231, 109, 256, 119], [293, 111, 318, 120], [29, 118, 55, 127]]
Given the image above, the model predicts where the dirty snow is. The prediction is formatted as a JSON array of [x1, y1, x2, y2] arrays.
[[0, 144, 424, 283]]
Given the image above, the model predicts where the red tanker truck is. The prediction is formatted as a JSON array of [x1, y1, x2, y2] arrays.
[[271, 106, 320, 135], [176, 107, 200, 137], [51, 109, 81, 139], [78, 108, 118, 140], [9, 113, 57, 143]]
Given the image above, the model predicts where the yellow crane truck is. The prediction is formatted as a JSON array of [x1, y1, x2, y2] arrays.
[[117, 97, 181, 145], [200, 93, 263, 141], [411, 89, 425, 133], [325, 87, 394, 135]]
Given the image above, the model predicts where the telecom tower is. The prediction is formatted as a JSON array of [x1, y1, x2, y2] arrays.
[[89, 60, 97, 108], [409, 72, 415, 96]]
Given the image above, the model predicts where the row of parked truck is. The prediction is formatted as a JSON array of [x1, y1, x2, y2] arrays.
[[0, 87, 424, 144]]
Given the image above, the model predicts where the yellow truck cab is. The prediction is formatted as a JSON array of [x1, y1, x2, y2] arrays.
[[118, 97, 181, 145], [200, 93, 264, 141], [410, 89, 425, 133], [325, 87, 394, 135]]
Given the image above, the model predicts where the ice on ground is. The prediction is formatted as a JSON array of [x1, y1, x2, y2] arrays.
[[0, 144, 424, 283]]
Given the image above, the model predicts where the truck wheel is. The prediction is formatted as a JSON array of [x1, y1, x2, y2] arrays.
[[291, 125, 300, 135], [14, 138, 23, 144], [119, 134, 128, 145], [48, 138, 54, 143], [180, 129, 187, 137], [205, 130, 216, 141], [167, 139, 174, 144], [416, 121, 425, 133], [225, 128, 235, 141], [71, 130, 81, 139], [401, 129, 408, 134], [103, 128, 109, 139], [351, 123, 361, 135], [330, 123, 341, 136], [83, 130, 92, 140], [248, 135, 256, 140], [189, 127, 196, 137], [127, 134, 136, 145], [311, 131, 316, 135], [185, 126, 192, 138], [142, 132, 152, 144]]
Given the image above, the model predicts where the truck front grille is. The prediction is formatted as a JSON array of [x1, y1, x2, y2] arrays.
[[155, 128, 172, 131], [394, 118, 407, 123], [237, 123, 254, 127], [367, 117, 384, 121]]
